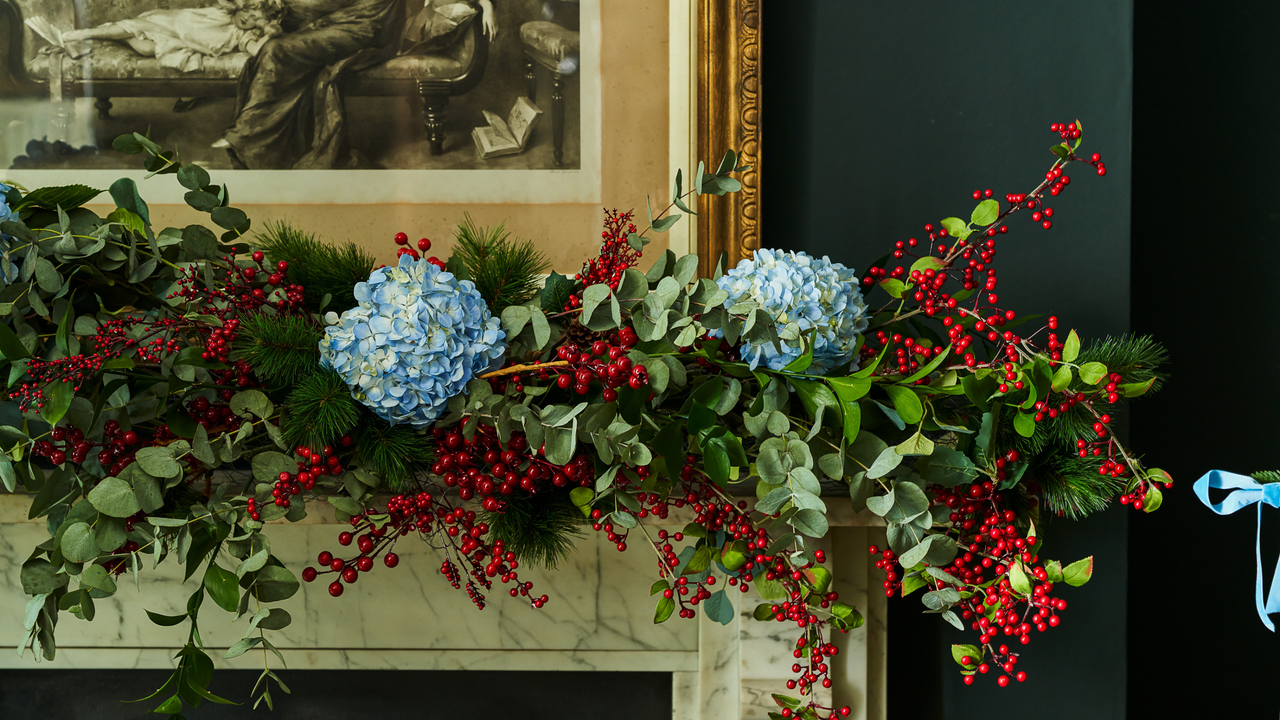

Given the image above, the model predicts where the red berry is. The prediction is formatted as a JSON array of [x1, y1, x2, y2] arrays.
[[328, 581, 344, 597], [394, 232, 408, 245], [384, 553, 400, 568], [418, 237, 432, 251]]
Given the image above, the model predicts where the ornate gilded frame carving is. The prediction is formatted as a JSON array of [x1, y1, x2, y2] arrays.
[[697, 0, 762, 275]]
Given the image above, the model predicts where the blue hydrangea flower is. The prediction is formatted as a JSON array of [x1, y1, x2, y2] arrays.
[[319, 254, 507, 427], [0, 183, 15, 225], [715, 249, 869, 373], [0, 183, 18, 284]]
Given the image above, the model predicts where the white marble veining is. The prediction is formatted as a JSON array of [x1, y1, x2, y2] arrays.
[[0, 494, 886, 719]]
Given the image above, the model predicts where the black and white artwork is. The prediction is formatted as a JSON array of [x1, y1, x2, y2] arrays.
[[0, 0, 590, 187]]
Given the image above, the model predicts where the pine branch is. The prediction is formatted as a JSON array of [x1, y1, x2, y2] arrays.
[[352, 418, 435, 490], [1253, 471, 1280, 485], [1032, 454, 1125, 520], [1077, 335, 1169, 392], [232, 312, 323, 384], [253, 220, 376, 313], [281, 369, 361, 452], [480, 491, 585, 569], [994, 408, 1048, 459], [452, 214, 550, 312]]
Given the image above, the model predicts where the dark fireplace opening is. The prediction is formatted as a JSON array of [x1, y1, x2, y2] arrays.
[[0, 669, 674, 719]]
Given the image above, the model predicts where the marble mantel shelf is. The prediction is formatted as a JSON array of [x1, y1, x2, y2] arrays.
[[0, 493, 886, 720]]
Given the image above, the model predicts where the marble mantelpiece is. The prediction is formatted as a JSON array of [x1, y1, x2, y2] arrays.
[[0, 495, 885, 719]]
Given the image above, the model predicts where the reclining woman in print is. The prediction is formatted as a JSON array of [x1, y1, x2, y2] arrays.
[[54, 0, 286, 72], [216, 0, 497, 169]]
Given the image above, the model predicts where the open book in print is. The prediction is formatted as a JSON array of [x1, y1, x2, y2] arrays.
[[471, 96, 543, 159]]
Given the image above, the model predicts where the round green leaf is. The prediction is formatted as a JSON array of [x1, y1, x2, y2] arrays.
[[257, 608, 292, 631], [251, 565, 299, 602], [790, 508, 829, 538], [134, 447, 181, 479], [60, 521, 100, 563], [80, 563, 117, 595], [87, 477, 142, 518], [252, 451, 296, 484]]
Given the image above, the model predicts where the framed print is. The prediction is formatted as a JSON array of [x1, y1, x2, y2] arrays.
[[0, 0, 760, 272]]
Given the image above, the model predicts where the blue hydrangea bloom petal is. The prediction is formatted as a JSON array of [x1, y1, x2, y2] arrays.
[[713, 249, 869, 374], [319, 255, 508, 428]]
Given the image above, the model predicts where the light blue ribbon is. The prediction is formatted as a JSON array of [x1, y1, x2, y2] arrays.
[[1194, 470, 1280, 631]]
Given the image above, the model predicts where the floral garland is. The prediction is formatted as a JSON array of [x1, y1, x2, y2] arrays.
[[1, 122, 1168, 719]]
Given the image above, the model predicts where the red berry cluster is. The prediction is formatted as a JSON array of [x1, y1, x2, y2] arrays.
[[960, 644, 1029, 687], [565, 209, 642, 311], [1119, 474, 1172, 511], [305, 493, 548, 609], [12, 250, 304, 414], [32, 420, 140, 472], [391, 231, 446, 269], [170, 252, 305, 316], [853, 123, 1146, 485], [872, 478, 1073, 687], [552, 335, 647, 399], [782, 634, 843, 696], [182, 396, 240, 435], [432, 426, 594, 511]]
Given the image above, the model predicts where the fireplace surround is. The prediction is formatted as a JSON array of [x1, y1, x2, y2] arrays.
[[0, 495, 885, 719]]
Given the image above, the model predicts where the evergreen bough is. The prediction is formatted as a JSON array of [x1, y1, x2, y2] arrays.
[[233, 312, 323, 384], [282, 369, 361, 452], [352, 419, 435, 490], [1034, 454, 1126, 519], [451, 214, 550, 312], [254, 221, 376, 313], [481, 492, 584, 569]]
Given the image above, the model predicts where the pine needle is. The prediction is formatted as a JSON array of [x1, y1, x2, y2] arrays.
[[282, 369, 361, 452], [1076, 335, 1169, 393], [232, 312, 323, 384], [253, 221, 376, 313], [353, 419, 435, 490], [1034, 454, 1125, 520], [481, 491, 585, 570], [452, 214, 550, 312]]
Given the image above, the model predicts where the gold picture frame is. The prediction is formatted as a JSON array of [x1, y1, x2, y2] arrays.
[[697, 0, 762, 275], [0, 1, 760, 274]]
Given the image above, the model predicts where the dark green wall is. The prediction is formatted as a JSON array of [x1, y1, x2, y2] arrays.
[[1129, 1, 1280, 717], [763, 3, 1133, 717]]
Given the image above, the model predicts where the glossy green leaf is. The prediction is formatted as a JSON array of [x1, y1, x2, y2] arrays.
[[884, 385, 923, 425], [1008, 562, 1032, 595], [1013, 411, 1036, 438], [654, 595, 675, 623], [971, 198, 999, 226], [1062, 329, 1080, 363], [1062, 556, 1094, 586], [1078, 362, 1108, 385], [204, 562, 240, 613], [952, 643, 982, 668]]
